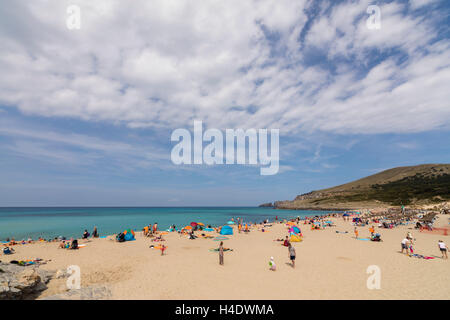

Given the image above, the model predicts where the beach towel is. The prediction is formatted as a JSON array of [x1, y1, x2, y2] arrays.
[[410, 254, 435, 260], [151, 245, 167, 250], [209, 248, 233, 252], [213, 236, 229, 241], [356, 238, 370, 241]]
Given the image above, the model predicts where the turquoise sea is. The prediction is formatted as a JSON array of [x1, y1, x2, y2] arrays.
[[0, 207, 338, 240]]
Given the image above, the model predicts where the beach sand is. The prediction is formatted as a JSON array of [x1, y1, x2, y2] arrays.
[[3, 215, 449, 299]]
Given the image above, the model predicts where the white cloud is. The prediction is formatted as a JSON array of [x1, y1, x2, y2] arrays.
[[409, 0, 436, 10], [0, 0, 448, 136]]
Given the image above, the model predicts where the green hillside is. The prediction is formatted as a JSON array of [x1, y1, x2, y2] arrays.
[[271, 164, 450, 209]]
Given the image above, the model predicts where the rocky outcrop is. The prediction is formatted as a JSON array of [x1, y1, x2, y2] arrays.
[[0, 263, 54, 300], [42, 285, 112, 300], [258, 202, 273, 207]]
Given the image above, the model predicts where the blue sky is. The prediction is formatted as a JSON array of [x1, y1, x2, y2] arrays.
[[0, 0, 449, 206]]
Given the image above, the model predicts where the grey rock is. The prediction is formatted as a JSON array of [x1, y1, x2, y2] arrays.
[[0, 262, 54, 300], [42, 285, 112, 300]]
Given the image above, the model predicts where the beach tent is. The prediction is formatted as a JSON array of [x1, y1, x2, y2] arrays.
[[290, 234, 302, 242], [123, 229, 135, 241], [220, 225, 233, 235]]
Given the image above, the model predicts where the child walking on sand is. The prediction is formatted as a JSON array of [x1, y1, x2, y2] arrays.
[[288, 243, 296, 268], [354, 227, 359, 239]]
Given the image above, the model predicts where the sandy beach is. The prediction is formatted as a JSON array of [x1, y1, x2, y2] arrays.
[[2, 214, 449, 300]]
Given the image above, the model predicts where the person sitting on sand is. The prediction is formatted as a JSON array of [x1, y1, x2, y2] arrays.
[[82, 230, 90, 239], [70, 239, 79, 249], [152, 234, 164, 242], [438, 240, 448, 259], [269, 257, 276, 271], [283, 236, 290, 247], [92, 226, 99, 238], [3, 246, 14, 255], [59, 240, 66, 249], [149, 225, 154, 236]]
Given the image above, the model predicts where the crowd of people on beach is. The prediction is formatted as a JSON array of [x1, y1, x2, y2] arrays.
[[2, 210, 448, 267]]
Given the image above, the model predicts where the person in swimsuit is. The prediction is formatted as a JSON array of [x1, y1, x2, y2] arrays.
[[219, 241, 224, 265], [283, 236, 290, 247], [92, 226, 99, 238]]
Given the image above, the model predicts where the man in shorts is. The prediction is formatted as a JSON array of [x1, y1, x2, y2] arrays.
[[401, 238, 410, 255], [438, 240, 448, 259]]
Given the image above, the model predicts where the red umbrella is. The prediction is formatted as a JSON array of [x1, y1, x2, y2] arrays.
[[190, 222, 198, 228]]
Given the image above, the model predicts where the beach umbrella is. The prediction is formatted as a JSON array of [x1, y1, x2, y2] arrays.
[[290, 226, 301, 234], [190, 222, 198, 227], [197, 222, 205, 226], [227, 221, 235, 225], [183, 226, 192, 230]]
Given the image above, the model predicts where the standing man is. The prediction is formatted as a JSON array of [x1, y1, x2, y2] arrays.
[[219, 241, 224, 265], [438, 240, 448, 259], [401, 237, 410, 255]]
